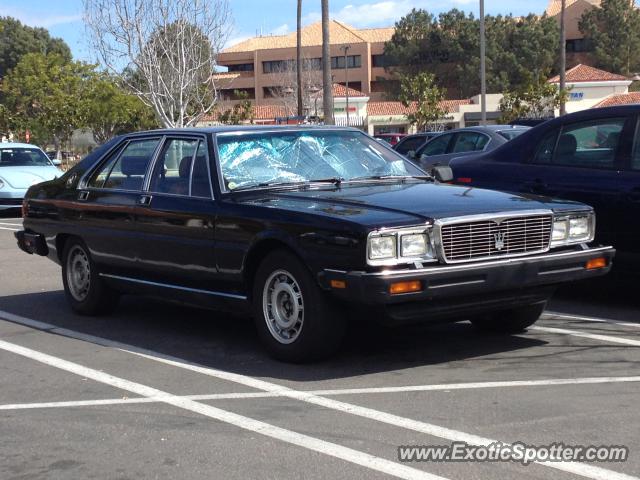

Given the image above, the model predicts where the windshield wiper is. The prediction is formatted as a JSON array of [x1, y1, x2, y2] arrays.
[[350, 174, 432, 182], [309, 177, 344, 186], [230, 180, 309, 192]]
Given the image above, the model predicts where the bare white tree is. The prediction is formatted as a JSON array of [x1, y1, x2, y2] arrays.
[[83, 0, 232, 128], [266, 58, 323, 118]]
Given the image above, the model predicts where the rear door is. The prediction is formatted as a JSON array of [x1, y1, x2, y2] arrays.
[[616, 116, 640, 261], [415, 133, 455, 169], [78, 136, 162, 276], [135, 135, 217, 290], [520, 116, 633, 247]]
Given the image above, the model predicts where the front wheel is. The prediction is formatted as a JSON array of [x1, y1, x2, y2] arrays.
[[61, 238, 119, 316], [470, 302, 546, 333], [252, 250, 346, 362]]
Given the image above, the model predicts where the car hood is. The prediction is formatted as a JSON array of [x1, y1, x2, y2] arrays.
[[235, 181, 586, 228], [0, 166, 61, 189]]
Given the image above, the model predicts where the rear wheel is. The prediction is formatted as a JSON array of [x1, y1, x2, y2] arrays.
[[61, 238, 119, 315], [252, 250, 346, 362], [471, 302, 546, 333]]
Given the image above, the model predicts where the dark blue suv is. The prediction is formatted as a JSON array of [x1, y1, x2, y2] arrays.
[[450, 105, 640, 269]]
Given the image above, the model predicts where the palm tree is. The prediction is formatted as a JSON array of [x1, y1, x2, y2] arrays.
[[560, 0, 567, 115], [296, 0, 303, 117], [321, 0, 334, 125]]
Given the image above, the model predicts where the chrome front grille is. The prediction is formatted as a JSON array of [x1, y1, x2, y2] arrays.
[[439, 214, 552, 263]]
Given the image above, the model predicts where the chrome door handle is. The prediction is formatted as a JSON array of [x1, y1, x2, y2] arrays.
[[138, 195, 153, 206], [77, 191, 90, 201]]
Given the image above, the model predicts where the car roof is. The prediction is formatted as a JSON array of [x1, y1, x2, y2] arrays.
[[129, 125, 364, 136], [0, 142, 44, 149]]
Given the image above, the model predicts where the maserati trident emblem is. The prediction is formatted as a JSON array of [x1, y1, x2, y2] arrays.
[[494, 230, 506, 251]]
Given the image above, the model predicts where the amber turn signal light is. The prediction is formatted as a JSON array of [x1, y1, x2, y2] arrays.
[[330, 279, 347, 289], [389, 280, 422, 295], [585, 257, 607, 270]]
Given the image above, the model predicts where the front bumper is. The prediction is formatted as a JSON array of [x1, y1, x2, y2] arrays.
[[319, 246, 615, 324], [0, 192, 24, 210]]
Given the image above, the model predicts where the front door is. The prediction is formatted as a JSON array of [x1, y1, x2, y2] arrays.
[[134, 136, 217, 290]]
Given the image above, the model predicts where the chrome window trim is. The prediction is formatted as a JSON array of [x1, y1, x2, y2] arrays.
[[144, 135, 214, 200], [80, 136, 164, 192], [433, 209, 554, 264]]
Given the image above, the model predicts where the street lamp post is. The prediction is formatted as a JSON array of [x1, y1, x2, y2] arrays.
[[340, 45, 351, 125], [479, 0, 487, 126]]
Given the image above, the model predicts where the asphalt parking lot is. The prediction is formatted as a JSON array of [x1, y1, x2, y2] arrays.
[[1, 215, 639, 480]]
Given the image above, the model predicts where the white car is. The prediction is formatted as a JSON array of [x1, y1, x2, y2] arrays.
[[0, 143, 63, 211]]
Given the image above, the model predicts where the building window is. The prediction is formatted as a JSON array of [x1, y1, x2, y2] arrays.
[[263, 60, 296, 73], [220, 88, 255, 100], [331, 55, 361, 69], [566, 39, 593, 53], [227, 63, 254, 72], [371, 54, 394, 68], [337, 81, 362, 93]]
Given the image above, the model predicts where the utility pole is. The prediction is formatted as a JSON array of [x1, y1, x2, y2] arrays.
[[341, 45, 350, 125], [321, 0, 334, 125], [296, 0, 303, 117], [559, 0, 567, 116], [480, 0, 487, 125]]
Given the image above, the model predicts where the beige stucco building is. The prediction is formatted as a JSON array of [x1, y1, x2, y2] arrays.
[[216, 20, 394, 107]]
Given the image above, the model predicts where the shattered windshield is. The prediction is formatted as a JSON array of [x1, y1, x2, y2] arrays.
[[216, 130, 424, 190]]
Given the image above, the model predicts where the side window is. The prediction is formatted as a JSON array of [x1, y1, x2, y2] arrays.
[[533, 129, 559, 164], [88, 138, 160, 190], [451, 132, 489, 153], [554, 118, 625, 168], [395, 137, 425, 155], [149, 138, 199, 195], [420, 134, 452, 156]]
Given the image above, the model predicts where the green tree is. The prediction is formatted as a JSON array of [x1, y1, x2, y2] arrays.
[[384, 9, 560, 97], [579, 0, 640, 75], [398, 72, 446, 132], [0, 17, 71, 78], [84, 74, 158, 144], [218, 90, 254, 125], [499, 73, 568, 123], [1, 53, 93, 148]]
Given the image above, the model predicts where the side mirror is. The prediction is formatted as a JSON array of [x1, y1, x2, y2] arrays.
[[52, 159, 62, 166], [432, 166, 454, 183], [406, 150, 416, 159]]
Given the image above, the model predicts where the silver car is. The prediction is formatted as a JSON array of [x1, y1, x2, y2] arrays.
[[0, 143, 62, 211]]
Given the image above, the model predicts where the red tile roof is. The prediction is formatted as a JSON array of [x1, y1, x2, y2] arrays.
[[332, 83, 367, 98], [548, 64, 629, 83], [594, 92, 640, 108], [367, 100, 471, 116]]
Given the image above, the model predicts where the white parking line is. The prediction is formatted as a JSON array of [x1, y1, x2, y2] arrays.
[[531, 326, 640, 347], [3, 375, 640, 411], [0, 338, 446, 480], [0, 226, 19, 231], [0, 221, 22, 225], [1, 309, 637, 480], [544, 312, 640, 329]]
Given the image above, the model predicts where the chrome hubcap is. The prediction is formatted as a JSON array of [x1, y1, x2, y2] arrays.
[[67, 246, 91, 302], [262, 270, 304, 344]]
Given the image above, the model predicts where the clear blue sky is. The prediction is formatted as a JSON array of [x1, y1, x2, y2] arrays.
[[0, 0, 550, 61]]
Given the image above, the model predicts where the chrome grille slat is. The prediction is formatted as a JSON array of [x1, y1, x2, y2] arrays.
[[439, 215, 552, 263]]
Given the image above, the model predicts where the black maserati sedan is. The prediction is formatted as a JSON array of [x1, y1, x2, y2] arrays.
[[16, 126, 614, 361]]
